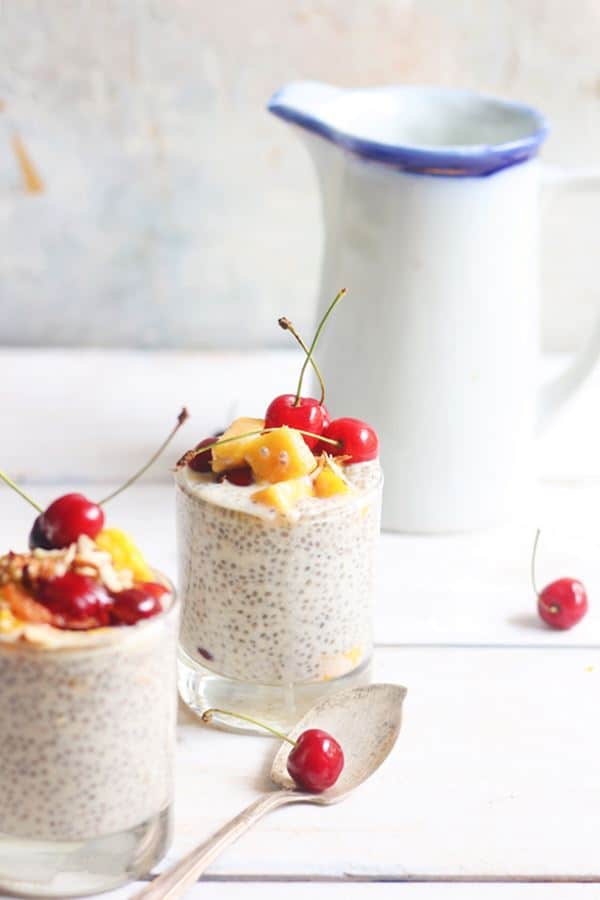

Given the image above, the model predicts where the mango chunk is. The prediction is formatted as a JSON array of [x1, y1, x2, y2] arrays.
[[211, 417, 264, 473], [95, 528, 153, 581], [251, 475, 314, 514], [245, 426, 317, 483], [313, 457, 352, 498]]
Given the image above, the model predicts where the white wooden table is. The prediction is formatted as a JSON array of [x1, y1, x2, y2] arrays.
[[1, 349, 600, 900]]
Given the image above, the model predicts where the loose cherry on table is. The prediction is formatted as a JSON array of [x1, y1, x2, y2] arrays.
[[201, 708, 344, 793], [531, 529, 588, 630], [319, 417, 379, 463]]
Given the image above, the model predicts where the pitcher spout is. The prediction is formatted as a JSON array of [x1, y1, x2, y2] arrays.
[[267, 81, 344, 141]]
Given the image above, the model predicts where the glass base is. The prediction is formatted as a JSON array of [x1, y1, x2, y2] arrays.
[[0, 806, 171, 898], [178, 646, 373, 733]]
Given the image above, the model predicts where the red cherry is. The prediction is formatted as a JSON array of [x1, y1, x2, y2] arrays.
[[29, 515, 55, 551], [136, 581, 169, 600], [111, 587, 163, 625], [320, 417, 378, 463], [31, 493, 105, 549], [35, 572, 112, 630], [188, 437, 214, 473], [265, 395, 329, 449], [218, 467, 254, 486], [538, 578, 588, 630], [287, 728, 344, 792]]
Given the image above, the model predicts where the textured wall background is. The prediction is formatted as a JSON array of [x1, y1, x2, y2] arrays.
[[1, 0, 599, 349]]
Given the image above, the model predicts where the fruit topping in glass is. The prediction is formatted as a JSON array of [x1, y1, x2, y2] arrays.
[[0, 409, 188, 632], [178, 290, 379, 516]]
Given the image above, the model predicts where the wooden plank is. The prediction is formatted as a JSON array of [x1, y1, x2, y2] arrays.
[[2, 877, 598, 900], [158, 646, 600, 880], [127, 885, 600, 899], [1, 483, 599, 649]]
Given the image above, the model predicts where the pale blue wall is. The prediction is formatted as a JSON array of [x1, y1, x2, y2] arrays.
[[0, 0, 598, 349]]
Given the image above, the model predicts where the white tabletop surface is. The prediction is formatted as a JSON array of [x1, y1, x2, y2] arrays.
[[1, 349, 600, 900]]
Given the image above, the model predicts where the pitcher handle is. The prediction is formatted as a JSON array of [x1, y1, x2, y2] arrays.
[[538, 164, 600, 431]]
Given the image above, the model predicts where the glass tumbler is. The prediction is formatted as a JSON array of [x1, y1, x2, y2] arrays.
[[0, 583, 179, 897], [176, 473, 382, 731]]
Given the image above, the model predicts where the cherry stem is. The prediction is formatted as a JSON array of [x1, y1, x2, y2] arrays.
[[0, 470, 43, 513], [99, 407, 189, 505], [294, 287, 347, 407], [279, 317, 326, 405], [177, 426, 341, 467], [531, 528, 541, 597], [201, 707, 296, 745]]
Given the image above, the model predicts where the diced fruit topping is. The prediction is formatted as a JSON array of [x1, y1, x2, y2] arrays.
[[251, 476, 313, 514], [313, 457, 352, 499], [1, 582, 54, 625], [0, 606, 19, 633], [219, 466, 254, 486], [0, 539, 169, 632], [34, 572, 112, 630], [188, 437, 214, 473], [30, 493, 105, 550], [320, 418, 378, 463], [265, 395, 329, 449], [211, 417, 264, 473], [137, 581, 169, 599], [245, 426, 317, 483], [110, 586, 163, 625], [95, 528, 154, 582]]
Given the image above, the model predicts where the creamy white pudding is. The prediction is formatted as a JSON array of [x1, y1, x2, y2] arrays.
[[0, 593, 178, 842], [176, 460, 382, 688]]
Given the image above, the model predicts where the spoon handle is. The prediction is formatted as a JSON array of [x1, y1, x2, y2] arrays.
[[130, 791, 294, 900]]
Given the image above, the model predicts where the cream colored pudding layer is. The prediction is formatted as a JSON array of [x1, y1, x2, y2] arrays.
[[176, 461, 382, 685], [0, 596, 179, 842]]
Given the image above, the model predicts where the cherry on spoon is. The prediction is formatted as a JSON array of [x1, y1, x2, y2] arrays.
[[201, 708, 344, 792], [130, 683, 406, 900]]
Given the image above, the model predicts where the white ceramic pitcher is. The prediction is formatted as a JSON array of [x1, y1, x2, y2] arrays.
[[268, 82, 600, 533]]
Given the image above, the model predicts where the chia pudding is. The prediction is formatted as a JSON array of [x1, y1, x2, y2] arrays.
[[0, 601, 178, 842], [176, 458, 382, 687], [0, 536, 179, 846]]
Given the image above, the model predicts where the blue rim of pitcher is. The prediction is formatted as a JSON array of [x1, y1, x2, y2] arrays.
[[267, 85, 549, 177]]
